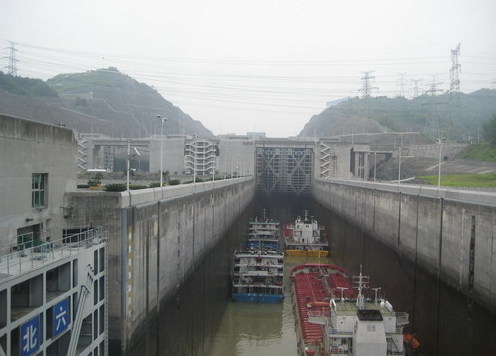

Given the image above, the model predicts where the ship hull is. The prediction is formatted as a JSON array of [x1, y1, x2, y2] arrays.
[[290, 263, 408, 356], [285, 249, 329, 257], [232, 293, 284, 303]]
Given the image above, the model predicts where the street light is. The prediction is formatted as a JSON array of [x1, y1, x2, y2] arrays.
[[437, 136, 445, 191], [126, 140, 141, 191], [127, 139, 131, 191], [192, 134, 199, 183], [373, 151, 377, 183], [156, 115, 167, 188], [397, 146, 402, 185]]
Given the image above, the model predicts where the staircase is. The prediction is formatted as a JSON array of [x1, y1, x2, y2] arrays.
[[67, 264, 94, 355]]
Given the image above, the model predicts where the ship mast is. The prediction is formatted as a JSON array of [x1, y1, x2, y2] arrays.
[[355, 265, 366, 309]]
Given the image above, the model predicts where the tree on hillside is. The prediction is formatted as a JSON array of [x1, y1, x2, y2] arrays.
[[483, 114, 496, 144]]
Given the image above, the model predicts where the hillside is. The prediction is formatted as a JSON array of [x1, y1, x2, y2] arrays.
[[299, 90, 496, 142], [0, 69, 213, 137]]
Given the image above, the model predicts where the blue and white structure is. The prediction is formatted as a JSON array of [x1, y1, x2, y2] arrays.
[[246, 213, 281, 251], [0, 227, 108, 356], [231, 250, 284, 303]]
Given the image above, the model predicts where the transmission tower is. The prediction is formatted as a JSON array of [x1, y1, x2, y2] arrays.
[[426, 76, 444, 139], [449, 43, 461, 106], [397, 73, 406, 97], [3, 41, 19, 76], [359, 71, 378, 99], [425, 76, 442, 97], [410, 79, 422, 98]]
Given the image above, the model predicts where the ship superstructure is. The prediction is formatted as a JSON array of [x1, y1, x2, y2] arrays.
[[290, 264, 408, 356], [246, 210, 281, 251], [0, 227, 108, 356], [232, 250, 284, 303], [283, 211, 329, 257]]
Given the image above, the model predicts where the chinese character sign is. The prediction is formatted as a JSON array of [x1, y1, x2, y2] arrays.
[[53, 298, 70, 337], [20, 316, 40, 356]]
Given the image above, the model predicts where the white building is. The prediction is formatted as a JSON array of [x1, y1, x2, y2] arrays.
[[0, 114, 108, 356]]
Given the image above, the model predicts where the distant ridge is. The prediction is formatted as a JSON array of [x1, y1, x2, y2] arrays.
[[0, 68, 213, 138], [300, 89, 496, 141]]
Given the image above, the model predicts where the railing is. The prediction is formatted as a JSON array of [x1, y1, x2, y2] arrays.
[[308, 310, 331, 318], [395, 312, 409, 326], [0, 227, 108, 278], [327, 328, 353, 336]]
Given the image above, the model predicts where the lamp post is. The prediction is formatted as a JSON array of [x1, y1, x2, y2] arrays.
[[373, 151, 377, 183], [156, 115, 167, 187], [192, 134, 198, 183], [127, 139, 131, 191], [437, 136, 445, 191], [398, 146, 402, 186]]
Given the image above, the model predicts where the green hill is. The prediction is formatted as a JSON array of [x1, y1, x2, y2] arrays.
[[0, 71, 58, 97], [299, 90, 496, 142], [0, 69, 212, 138]]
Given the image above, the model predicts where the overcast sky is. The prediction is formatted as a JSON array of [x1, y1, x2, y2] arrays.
[[1, 0, 495, 137]]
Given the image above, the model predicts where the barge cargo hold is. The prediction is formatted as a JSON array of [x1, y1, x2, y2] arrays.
[[290, 263, 408, 356]]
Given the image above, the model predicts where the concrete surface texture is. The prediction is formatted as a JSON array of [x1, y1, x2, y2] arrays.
[[312, 178, 496, 314], [64, 178, 255, 354]]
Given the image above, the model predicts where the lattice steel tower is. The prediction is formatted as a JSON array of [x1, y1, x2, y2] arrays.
[[359, 71, 377, 99], [450, 43, 461, 105], [410, 79, 422, 98], [4, 41, 19, 76]]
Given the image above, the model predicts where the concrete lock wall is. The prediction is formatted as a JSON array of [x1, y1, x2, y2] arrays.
[[312, 178, 496, 313], [64, 178, 255, 354]]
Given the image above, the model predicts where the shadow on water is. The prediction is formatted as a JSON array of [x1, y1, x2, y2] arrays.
[[314, 200, 496, 356], [133, 194, 496, 355]]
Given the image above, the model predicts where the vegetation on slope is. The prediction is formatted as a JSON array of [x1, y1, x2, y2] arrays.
[[457, 143, 496, 162], [418, 173, 496, 188], [299, 89, 496, 142], [0, 71, 58, 97], [47, 67, 213, 137]]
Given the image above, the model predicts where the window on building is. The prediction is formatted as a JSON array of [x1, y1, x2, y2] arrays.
[[32, 173, 48, 208]]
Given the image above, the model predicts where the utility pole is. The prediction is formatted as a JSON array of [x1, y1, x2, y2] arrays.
[[410, 79, 422, 98], [449, 43, 461, 105], [359, 71, 377, 99], [426, 76, 443, 138], [4, 41, 19, 76], [397, 73, 406, 97], [449, 43, 461, 135], [359, 71, 378, 118]]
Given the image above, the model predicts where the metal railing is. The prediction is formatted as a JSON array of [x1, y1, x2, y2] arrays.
[[0, 227, 108, 278]]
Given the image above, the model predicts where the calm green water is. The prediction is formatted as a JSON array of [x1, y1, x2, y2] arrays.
[[211, 256, 328, 356]]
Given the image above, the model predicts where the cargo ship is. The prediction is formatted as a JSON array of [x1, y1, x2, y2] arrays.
[[283, 211, 329, 257], [231, 249, 284, 303], [290, 263, 409, 356], [246, 211, 281, 251]]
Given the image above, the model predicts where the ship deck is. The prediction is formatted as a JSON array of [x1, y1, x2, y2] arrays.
[[290, 264, 355, 355]]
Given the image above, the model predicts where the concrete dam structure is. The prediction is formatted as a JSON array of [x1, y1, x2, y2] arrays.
[[63, 178, 255, 354], [312, 178, 496, 314]]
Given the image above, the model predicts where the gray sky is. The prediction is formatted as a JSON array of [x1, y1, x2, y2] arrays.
[[1, 0, 495, 137]]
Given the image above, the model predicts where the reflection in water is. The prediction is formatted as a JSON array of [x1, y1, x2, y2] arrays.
[[211, 256, 330, 356]]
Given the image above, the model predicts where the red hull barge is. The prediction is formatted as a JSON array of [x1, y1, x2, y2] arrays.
[[290, 264, 409, 356]]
